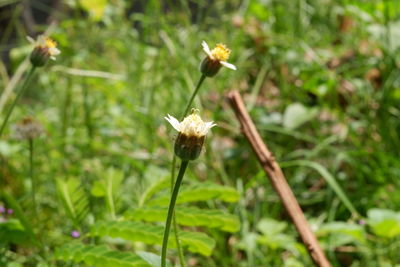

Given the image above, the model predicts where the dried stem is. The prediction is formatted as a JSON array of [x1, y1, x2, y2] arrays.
[[227, 90, 330, 267]]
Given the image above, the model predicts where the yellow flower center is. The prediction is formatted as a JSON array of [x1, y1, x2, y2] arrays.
[[211, 43, 231, 62], [45, 38, 57, 48]]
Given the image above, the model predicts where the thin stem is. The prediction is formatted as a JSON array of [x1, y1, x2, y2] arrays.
[[82, 81, 93, 141], [0, 66, 36, 137], [161, 160, 189, 267], [172, 217, 185, 267], [169, 152, 186, 266], [182, 74, 206, 118], [29, 138, 36, 216], [168, 74, 207, 266]]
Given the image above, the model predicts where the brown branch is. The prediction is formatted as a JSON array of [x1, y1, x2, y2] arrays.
[[227, 90, 330, 267]]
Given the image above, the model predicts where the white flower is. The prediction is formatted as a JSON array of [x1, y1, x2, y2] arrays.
[[28, 35, 60, 60], [165, 111, 216, 138], [202, 41, 236, 70]]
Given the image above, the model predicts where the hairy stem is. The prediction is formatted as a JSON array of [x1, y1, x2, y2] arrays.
[[161, 160, 189, 267]]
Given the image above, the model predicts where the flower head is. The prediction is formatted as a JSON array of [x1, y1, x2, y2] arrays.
[[28, 35, 60, 67], [165, 109, 216, 160], [71, 230, 80, 238], [13, 117, 44, 140], [201, 41, 236, 77]]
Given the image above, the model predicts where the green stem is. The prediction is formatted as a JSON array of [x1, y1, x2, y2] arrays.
[[172, 216, 185, 267], [170, 156, 185, 267], [82, 82, 93, 141], [29, 138, 36, 217], [161, 160, 189, 267], [0, 66, 36, 137], [182, 74, 206, 118], [168, 74, 207, 266]]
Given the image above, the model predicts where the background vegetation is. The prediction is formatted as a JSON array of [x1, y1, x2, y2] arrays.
[[1, 0, 400, 266]]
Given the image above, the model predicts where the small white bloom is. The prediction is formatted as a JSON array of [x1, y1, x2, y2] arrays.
[[28, 35, 60, 59], [165, 111, 216, 138], [202, 41, 236, 70]]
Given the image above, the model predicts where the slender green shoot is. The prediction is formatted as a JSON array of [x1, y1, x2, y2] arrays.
[[161, 160, 189, 267]]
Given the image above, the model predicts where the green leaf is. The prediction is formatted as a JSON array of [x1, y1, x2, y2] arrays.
[[90, 221, 216, 256], [256, 218, 298, 251], [125, 206, 240, 232], [283, 103, 318, 129], [367, 209, 400, 238], [2, 192, 39, 246], [54, 243, 150, 266], [138, 177, 170, 207], [0, 219, 33, 245], [56, 178, 89, 226], [317, 222, 366, 247], [257, 218, 288, 236], [137, 251, 172, 267], [148, 182, 239, 206], [280, 160, 359, 216]]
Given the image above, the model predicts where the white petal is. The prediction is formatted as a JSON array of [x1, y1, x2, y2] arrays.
[[202, 40, 213, 58], [49, 47, 61, 56], [165, 114, 181, 132], [221, 61, 237, 70], [27, 36, 35, 44], [205, 121, 216, 129], [36, 35, 46, 46]]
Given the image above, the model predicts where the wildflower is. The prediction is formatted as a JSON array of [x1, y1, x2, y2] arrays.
[[7, 209, 13, 215], [200, 41, 236, 77], [28, 35, 60, 67], [0, 206, 5, 214], [13, 117, 44, 140], [165, 109, 216, 160], [71, 230, 80, 238]]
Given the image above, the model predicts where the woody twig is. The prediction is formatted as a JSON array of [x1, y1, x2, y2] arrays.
[[227, 90, 330, 267]]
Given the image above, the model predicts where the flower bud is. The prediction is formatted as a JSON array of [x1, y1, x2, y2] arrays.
[[200, 57, 222, 77], [174, 133, 205, 161]]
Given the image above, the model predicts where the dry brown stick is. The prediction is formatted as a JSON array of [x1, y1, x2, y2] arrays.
[[227, 90, 330, 267]]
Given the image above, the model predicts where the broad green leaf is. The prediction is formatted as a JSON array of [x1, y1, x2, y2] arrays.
[[90, 221, 215, 256], [54, 243, 150, 267], [283, 103, 318, 129], [367, 209, 400, 238], [317, 222, 366, 247], [2, 192, 39, 246], [125, 206, 240, 232], [0, 219, 32, 245], [257, 218, 288, 236], [256, 218, 297, 251], [148, 182, 239, 206]]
